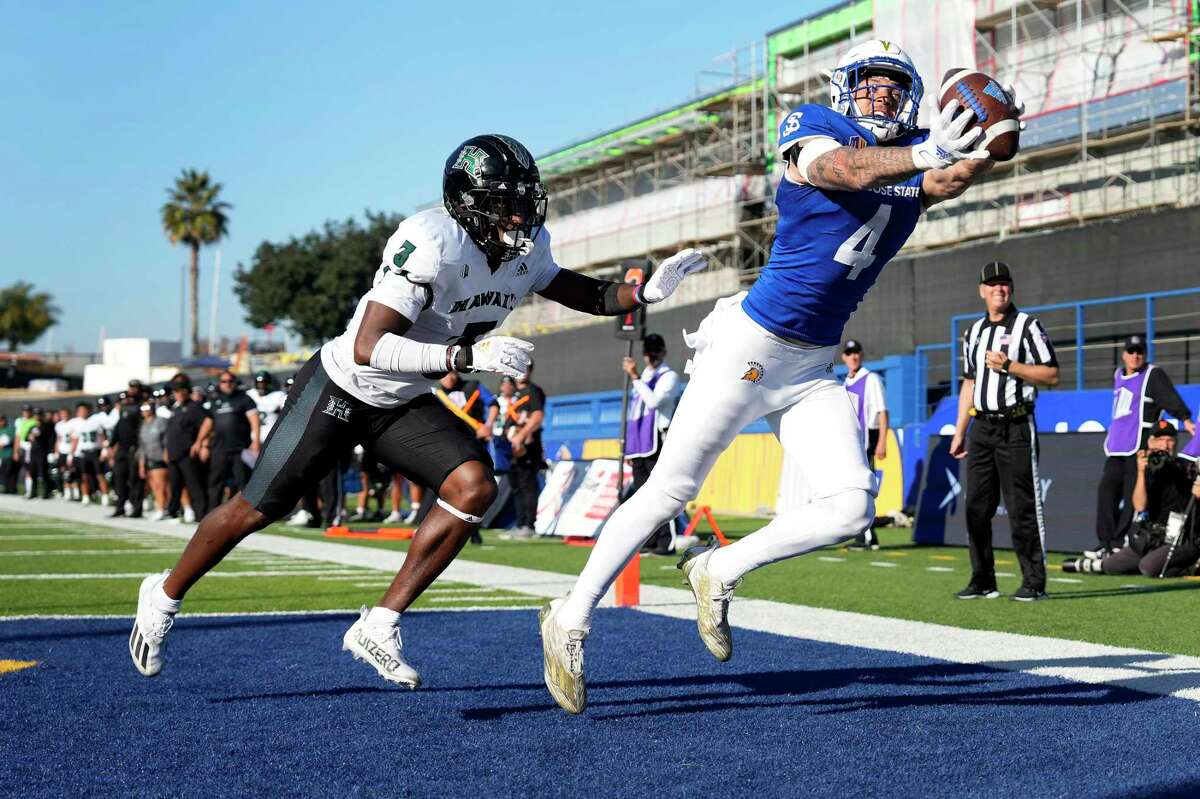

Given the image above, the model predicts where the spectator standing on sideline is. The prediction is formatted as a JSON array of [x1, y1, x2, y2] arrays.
[[201, 371, 260, 509], [54, 409, 77, 500], [247, 371, 287, 442], [621, 334, 681, 555], [109, 391, 145, 518], [14, 405, 37, 496], [0, 415, 14, 494], [507, 362, 546, 539], [1089, 334, 1195, 559], [950, 262, 1060, 601], [842, 339, 890, 549], [70, 402, 109, 505], [138, 402, 170, 520], [25, 409, 55, 499], [165, 377, 210, 523]]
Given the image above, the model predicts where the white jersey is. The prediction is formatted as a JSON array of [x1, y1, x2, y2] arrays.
[[98, 408, 119, 437], [247, 388, 287, 438], [55, 420, 73, 455], [72, 415, 106, 453], [321, 207, 561, 407]]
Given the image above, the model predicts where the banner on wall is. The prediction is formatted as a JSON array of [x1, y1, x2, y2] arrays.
[[536, 459, 633, 537]]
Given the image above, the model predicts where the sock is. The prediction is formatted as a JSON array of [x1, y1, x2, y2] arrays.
[[365, 606, 400, 627], [556, 483, 680, 632], [707, 490, 874, 584], [151, 581, 182, 614]]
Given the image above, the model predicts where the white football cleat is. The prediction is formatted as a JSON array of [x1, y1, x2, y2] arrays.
[[678, 542, 741, 662], [182, 506, 196, 524], [129, 571, 176, 677], [539, 597, 587, 714], [342, 608, 421, 688], [383, 510, 403, 524]]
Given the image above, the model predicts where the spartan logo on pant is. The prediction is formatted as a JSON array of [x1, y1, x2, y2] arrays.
[[322, 397, 352, 422], [741, 361, 765, 383]]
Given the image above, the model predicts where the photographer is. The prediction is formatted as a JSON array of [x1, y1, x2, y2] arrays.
[[1064, 420, 1200, 577]]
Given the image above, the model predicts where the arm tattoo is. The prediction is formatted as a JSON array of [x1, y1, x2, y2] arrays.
[[806, 146, 920, 192]]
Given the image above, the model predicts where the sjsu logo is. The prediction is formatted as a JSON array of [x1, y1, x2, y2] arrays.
[[741, 361, 765, 383]]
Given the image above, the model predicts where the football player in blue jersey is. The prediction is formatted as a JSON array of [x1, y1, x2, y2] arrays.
[[540, 40, 1025, 713]]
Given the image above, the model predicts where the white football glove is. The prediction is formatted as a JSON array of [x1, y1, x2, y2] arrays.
[[911, 100, 989, 171], [1004, 83, 1028, 131], [469, 336, 534, 379], [640, 248, 708, 304]]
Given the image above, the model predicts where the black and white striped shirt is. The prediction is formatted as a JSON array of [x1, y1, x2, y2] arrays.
[[961, 306, 1057, 412]]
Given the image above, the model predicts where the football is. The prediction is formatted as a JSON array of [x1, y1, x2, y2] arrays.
[[939, 68, 1021, 161]]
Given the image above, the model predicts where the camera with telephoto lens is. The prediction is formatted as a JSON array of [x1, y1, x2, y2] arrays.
[[1146, 449, 1170, 473]]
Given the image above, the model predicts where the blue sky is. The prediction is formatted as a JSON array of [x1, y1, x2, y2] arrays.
[[3, 1, 824, 353]]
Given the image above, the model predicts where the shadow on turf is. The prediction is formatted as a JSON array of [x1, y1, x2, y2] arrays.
[[0, 613, 355, 644], [458, 659, 1192, 721], [1044, 582, 1200, 601]]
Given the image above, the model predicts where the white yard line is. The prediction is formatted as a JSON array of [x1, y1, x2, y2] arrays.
[[5, 495, 1200, 703]]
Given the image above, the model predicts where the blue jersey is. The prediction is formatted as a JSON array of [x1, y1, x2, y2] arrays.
[[743, 104, 929, 346]]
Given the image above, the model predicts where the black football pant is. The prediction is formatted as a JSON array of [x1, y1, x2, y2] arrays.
[[1094, 455, 1137, 551], [27, 450, 52, 498], [208, 448, 251, 511], [168, 456, 208, 519], [112, 449, 145, 516], [965, 415, 1047, 592], [510, 457, 542, 529]]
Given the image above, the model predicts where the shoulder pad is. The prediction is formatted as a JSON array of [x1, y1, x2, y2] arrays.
[[381, 211, 453, 285]]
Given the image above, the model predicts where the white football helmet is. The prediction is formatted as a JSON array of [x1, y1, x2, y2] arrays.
[[830, 40, 924, 141]]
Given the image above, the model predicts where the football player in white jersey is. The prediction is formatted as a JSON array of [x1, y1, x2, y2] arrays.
[[247, 371, 288, 442], [129, 134, 708, 684], [69, 401, 109, 504]]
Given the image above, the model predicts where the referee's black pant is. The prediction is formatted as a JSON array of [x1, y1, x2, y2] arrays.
[[112, 448, 145, 516], [1094, 455, 1137, 551], [965, 415, 1047, 592]]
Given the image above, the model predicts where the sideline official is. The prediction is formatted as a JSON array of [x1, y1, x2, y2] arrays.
[[950, 262, 1060, 601], [622, 333, 681, 554]]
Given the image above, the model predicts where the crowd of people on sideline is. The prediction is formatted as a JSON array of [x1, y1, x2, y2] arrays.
[[0, 363, 551, 539]]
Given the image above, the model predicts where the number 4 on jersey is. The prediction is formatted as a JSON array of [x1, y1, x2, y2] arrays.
[[834, 205, 891, 280]]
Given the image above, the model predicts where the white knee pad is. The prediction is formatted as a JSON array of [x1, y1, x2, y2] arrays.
[[436, 497, 483, 525], [631, 479, 687, 527], [830, 488, 875, 538]]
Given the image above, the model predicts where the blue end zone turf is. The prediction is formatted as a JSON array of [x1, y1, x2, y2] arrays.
[[2, 609, 1198, 797]]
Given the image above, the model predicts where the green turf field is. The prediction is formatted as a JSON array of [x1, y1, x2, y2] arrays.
[[3, 509, 1198, 655]]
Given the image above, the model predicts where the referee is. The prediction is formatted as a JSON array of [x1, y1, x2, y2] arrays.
[[949, 262, 1060, 601]]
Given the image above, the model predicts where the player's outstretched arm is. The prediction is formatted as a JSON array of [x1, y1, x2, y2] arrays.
[[537, 249, 707, 314], [799, 101, 987, 192], [921, 159, 994, 207], [353, 301, 532, 379]]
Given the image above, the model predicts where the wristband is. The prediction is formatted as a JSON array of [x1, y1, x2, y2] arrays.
[[633, 283, 648, 305], [1001, 356, 1012, 374]]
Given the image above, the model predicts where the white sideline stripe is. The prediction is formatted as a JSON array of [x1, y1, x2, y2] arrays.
[[5, 495, 1200, 703], [868, 561, 898, 568], [0, 570, 374, 580], [0, 549, 184, 556], [817, 556, 845, 563], [996, 571, 1017, 577], [926, 566, 955, 573], [1050, 577, 1084, 584], [0, 606, 541, 621]]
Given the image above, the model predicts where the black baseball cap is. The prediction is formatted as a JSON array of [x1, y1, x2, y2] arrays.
[[643, 333, 666, 354], [1124, 335, 1147, 354], [979, 261, 1013, 284], [1149, 419, 1178, 439], [843, 339, 863, 354]]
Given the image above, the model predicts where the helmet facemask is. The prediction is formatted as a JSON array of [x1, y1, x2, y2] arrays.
[[453, 180, 548, 262], [831, 57, 923, 141]]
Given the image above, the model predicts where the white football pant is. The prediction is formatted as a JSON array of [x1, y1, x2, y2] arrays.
[[557, 294, 877, 631]]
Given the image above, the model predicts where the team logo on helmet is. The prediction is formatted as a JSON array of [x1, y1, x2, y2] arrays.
[[453, 145, 489, 178], [740, 361, 765, 383]]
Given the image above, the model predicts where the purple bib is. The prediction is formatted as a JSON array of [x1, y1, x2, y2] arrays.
[[625, 366, 668, 459], [1105, 366, 1152, 456], [844, 370, 871, 450], [1181, 431, 1200, 462]]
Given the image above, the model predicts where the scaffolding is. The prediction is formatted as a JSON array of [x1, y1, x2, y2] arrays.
[[504, 0, 1200, 337]]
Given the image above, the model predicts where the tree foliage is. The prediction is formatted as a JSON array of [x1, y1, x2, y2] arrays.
[[161, 168, 231, 355], [234, 210, 403, 346], [0, 282, 60, 351]]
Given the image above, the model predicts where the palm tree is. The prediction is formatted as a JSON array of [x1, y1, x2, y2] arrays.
[[0, 282, 59, 351], [161, 169, 231, 355]]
